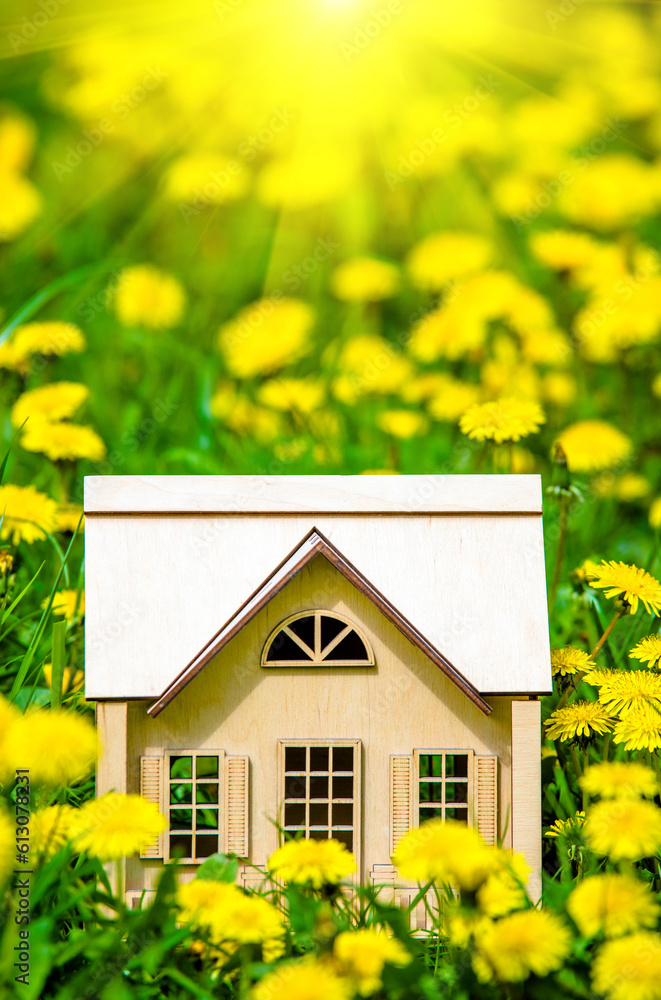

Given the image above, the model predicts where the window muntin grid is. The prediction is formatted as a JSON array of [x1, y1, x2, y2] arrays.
[[281, 742, 357, 853], [168, 753, 220, 861], [414, 750, 472, 826]]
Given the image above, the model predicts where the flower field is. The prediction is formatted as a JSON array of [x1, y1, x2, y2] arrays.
[[2, 0, 661, 996]]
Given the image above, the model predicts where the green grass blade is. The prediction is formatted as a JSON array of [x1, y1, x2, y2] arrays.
[[50, 620, 67, 710]]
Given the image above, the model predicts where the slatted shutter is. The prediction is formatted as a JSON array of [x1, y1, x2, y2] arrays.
[[224, 755, 249, 857], [474, 754, 498, 845], [390, 754, 414, 858], [139, 755, 165, 859]]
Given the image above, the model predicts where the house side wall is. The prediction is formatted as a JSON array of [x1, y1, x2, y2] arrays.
[[124, 557, 515, 891]]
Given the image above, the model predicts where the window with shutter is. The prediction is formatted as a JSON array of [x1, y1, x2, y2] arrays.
[[139, 749, 250, 863]]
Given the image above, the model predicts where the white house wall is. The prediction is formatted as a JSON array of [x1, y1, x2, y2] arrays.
[[85, 511, 550, 699]]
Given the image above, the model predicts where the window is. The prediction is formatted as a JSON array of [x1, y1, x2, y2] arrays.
[[168, 753, 220, 861], [278, 740, 361, 857], [414, 750, 473, 825], [262, 611, 374, 667]]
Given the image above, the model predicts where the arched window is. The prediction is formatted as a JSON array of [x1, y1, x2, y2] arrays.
[[262, 611, 375, 667]]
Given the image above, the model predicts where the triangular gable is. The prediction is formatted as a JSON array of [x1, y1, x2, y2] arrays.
[[148, 527, 492, 717]]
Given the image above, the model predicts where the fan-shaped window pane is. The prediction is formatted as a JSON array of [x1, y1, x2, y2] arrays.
[[325, 631, 370, 661], [320, 615, 347, 648], [265, 632, 313, 662], [288, 615, 315, 648]]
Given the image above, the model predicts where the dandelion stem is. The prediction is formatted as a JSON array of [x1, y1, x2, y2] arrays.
[[602, 733, 610, 762], [590, 611, 624, 660], [548, 494, 568, 613]]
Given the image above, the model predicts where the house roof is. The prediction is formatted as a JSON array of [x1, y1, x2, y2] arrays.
[[83, 475, 553, 699], [147, 527, 492, 717]]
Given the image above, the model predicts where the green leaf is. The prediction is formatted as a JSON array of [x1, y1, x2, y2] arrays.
[[50, 619, 67, 710], [195, 852, 239, 883]]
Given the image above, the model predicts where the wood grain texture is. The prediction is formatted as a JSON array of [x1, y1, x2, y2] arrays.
[[511, 700, 542, 903], [123, 556, 514, 890], [85, 513, 551, 699], [224, 755, 249, 857], [390, 756, 413, 858], [475, 755, 498, 846], [148, 529, 490, 717], [96, 702, 128, 796], [84, 475, 542, 514]]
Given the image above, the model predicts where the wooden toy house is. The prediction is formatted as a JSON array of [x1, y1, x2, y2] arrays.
[[84, 475, 552, 907]]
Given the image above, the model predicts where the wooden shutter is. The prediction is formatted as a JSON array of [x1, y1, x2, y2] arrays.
[[224, 755, 249, 857], [474, 754, 498, 845], [139, 755, 165, 859], [390, 754, 414, 858]]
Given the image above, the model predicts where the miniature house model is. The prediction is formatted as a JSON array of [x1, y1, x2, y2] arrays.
[[84, 475, 551, 907]]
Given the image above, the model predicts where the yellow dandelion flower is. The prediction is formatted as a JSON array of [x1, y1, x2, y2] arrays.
[[585, 798, 661, 861], [377, 410, 428, 439], [459, 397, 546, 444], [542, 372, 578, 408], [407, 231, 492, 291], [43, 663, 85, 695], [0, 695, 20, 778], [573, 558, 601, 586], [330, 257, 400, 302], [0, 113, 36, 172], [71, 793, 167, 860], [473, 910, 571, 983], [580, 762, 658, 800], [544, 702, 615, 742], [31, 804, 77, 859], [476, 851, 531, 918], [568, 874, 660, 939], [179, 879, 284, 946], [583, 668, 618, 688], [177, 880, 238, 930], [43, 589, 85, 620], [393, 819, 498, 890], [630, 636, 661, 670], [0, 484, 58, 545], [331, 334, 413, 401], [268, 838, 356, 887], [0, 170, 42, 241], [597, 671, 661, 715], [0, 809, 14, 886], [408, 304, 485, 363], [554, 421, 633, 473], [520, 328, 572, 367], [529, 229, 600, 271], [55, 504, 84, 534], [427, 378, 481, 423], [21, 421, 106, 462], [593, 932, 661, 1000], [651, 498, 661, 530], [612, 706, 661, 753], [222, 399, 283, 444], [333, 929, 410, 995], [11, 382, 89, 428], [558, 154, 659, 230], [9, 321, 86, 364], [2, 709, 97, 785], [114, 264, 186, 330], [545, 811, 585, 840], [252, 957, 351, 1000], [551, 647, 593, 677], [257, 147, 358, 210], [219, 297, 315, 377], [616, 474, 652, 502], [164, 153, 248, 205], [591, 561, 661, 616], [257, 378, 325, 415]]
